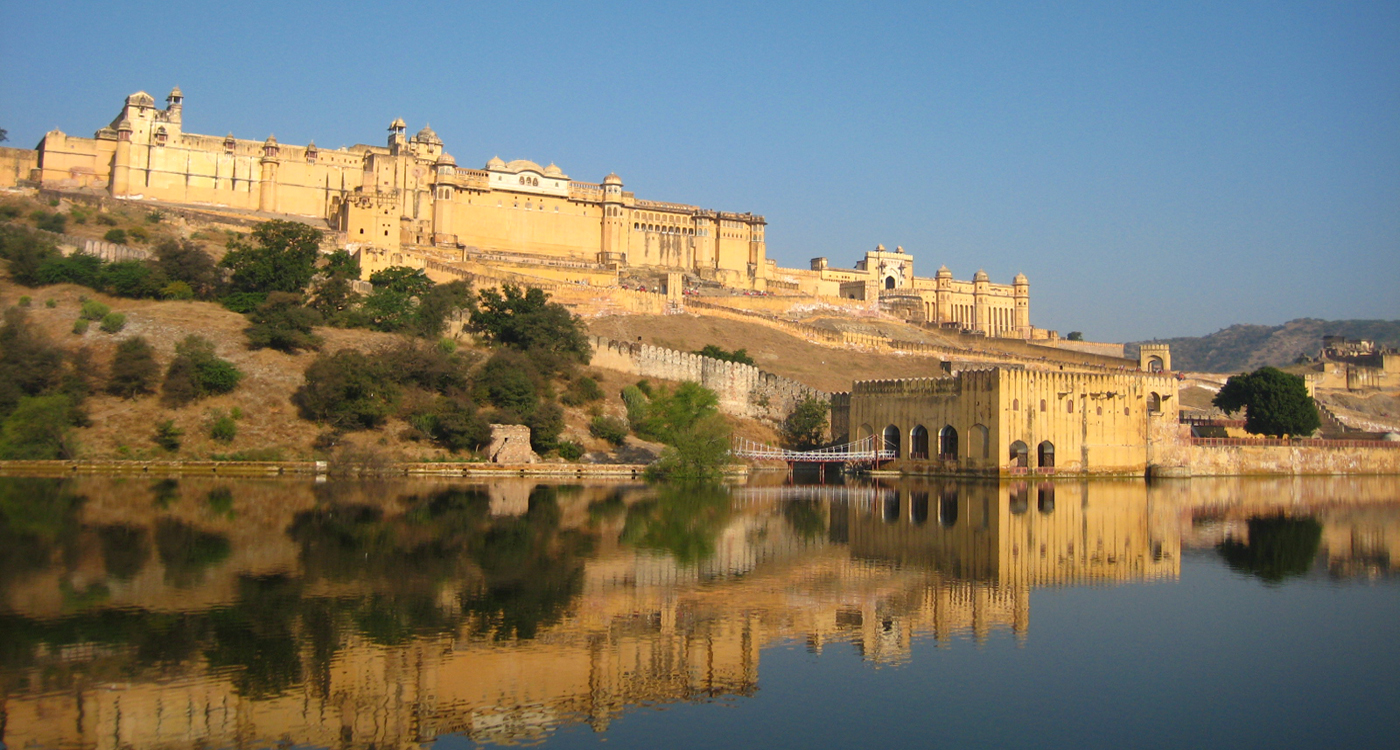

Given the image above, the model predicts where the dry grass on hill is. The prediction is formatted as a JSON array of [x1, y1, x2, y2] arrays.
[[587, 313, 945, 392]]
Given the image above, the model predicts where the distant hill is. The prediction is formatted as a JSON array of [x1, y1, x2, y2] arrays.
[[1130, 318, 1400, 373]]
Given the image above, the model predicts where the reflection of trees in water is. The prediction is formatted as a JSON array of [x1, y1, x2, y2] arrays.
[[0, 478, 86, 599], [97, 524, 149, 580], [155, 518, 232, 588], [459, 486, 592, 640], [783, 498, 827, 541], [1217, 516, 1323, 583], [620, 484, 732, 565], [289, 485, 592, 642], [204, 575, 304, 699]]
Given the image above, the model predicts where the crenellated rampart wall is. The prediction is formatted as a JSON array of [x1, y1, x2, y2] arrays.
[[589, 335, 826, 423]]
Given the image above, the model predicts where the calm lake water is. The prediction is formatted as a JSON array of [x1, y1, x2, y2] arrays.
[[0, 474, 1397, 749]]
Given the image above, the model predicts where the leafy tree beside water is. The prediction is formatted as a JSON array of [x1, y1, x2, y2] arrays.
[[782, 395, 830, 451], [1212, 366, 1321, 437]]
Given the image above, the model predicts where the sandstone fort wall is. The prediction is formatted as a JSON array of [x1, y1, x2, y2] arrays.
[[589, 335, 826, 423]]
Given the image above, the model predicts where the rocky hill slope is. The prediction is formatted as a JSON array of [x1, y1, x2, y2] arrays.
[[1133, 318, 1400, 373]]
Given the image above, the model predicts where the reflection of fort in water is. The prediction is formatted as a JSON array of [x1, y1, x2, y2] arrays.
[[3, 477, 1396, 749]]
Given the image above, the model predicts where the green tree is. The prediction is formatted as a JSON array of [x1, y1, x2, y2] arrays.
[[782, 395, 830, 450], [411, 279, 473, 338], [308, 249, 363, 322], [637, 382, 719, 444], [107, 337, 159, 398], [163, 335, 242, 406], [220, 220, 322, 294], [369, 266, 433, 297], [0, 396, 79, 459], [153, 238, 221, 298], [292, 350, 399, 429], [1212, 366, 1321, 437], [469, 284, 590, 362], [695, 344, 755, 366], [644, 412, 732, 481], [244, 292, 324, 352]]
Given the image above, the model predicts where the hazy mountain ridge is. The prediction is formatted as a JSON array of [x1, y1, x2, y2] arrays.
[[1131, 319, 1400, 373]]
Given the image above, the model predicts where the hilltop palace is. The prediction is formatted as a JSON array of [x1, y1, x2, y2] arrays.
[[2, 87, 1036, 339]]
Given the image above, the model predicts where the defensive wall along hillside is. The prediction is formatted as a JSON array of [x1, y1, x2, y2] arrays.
[[589, 336, 825, 423]]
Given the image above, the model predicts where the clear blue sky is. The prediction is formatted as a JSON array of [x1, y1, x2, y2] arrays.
[[2, 1, 1396, 342]]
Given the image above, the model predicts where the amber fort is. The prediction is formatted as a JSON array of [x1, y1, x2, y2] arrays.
[[2, 86, 1041, 338]]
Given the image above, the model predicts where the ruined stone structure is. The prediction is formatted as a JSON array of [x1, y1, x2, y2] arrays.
[[1311, 336, 1399, 392], [487, 423, 536, 464], [23, 88, 771, 289]]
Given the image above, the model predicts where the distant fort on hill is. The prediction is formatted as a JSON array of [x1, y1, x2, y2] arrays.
[[1, 86, 1042, 339]]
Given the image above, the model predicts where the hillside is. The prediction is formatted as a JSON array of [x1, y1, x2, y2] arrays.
[[587, 314, 945, 392], [1132, 318, 1400, 373]]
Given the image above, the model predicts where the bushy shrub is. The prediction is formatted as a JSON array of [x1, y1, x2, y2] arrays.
[[0, 308, 71, 418], [153, 419, 183, 452], [162, 335, 242, 406], [220, 292, 266, 313], [525, 401, 565, 453], [17, 296, 30, 307], [422, 396, 492, 452], [161, 281, 194, 300], [621, 385, 649, 431], [99, 312, 127, 333], [557, 440, 584, 460], [208, 411, 237, 442], [126, 226, 148, 243], [244, 292, 323, 352], [37, 253, 105, 288], [34, 211, 67, 233], [100, 260, 161, 298], [104, 228, 128, 244], [561, 376, 603, 406], [107, 336, 158, 397], [96, 213, 118, 226], [474, 349, 542, 417], [45, 299, 56, 308], [589, 415, 629, 445], [72, 318, 89, 335], [79, 299, 110, 320], [292, 350, 398, 429]]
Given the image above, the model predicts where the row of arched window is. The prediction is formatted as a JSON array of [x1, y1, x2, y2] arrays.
[[874, 484, 1056, 527], [865, 422, 1056, 468]]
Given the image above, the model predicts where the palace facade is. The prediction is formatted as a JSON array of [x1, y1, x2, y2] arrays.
[[10, 87, 1037, 335], [25, 88, 771, 289]]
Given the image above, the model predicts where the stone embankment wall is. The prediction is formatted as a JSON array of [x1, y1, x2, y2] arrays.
[[590, 335, 825, 423], [1151, 424, 1400, 476]]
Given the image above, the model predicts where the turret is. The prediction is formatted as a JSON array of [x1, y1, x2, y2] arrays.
[[259, 135, 281, 212], [600, 173, 626, 267], [165, 86, 183, 124], [387, 117, 407, 153], [934, 265, 953, 325], [973, 269, 990, 335], [1139, 343, 1171, 373], [1013, 272, 1030, 337], [111, 118, 134, 197]]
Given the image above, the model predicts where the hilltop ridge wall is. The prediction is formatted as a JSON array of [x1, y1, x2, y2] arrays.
[[589, 335, 825, 422]]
